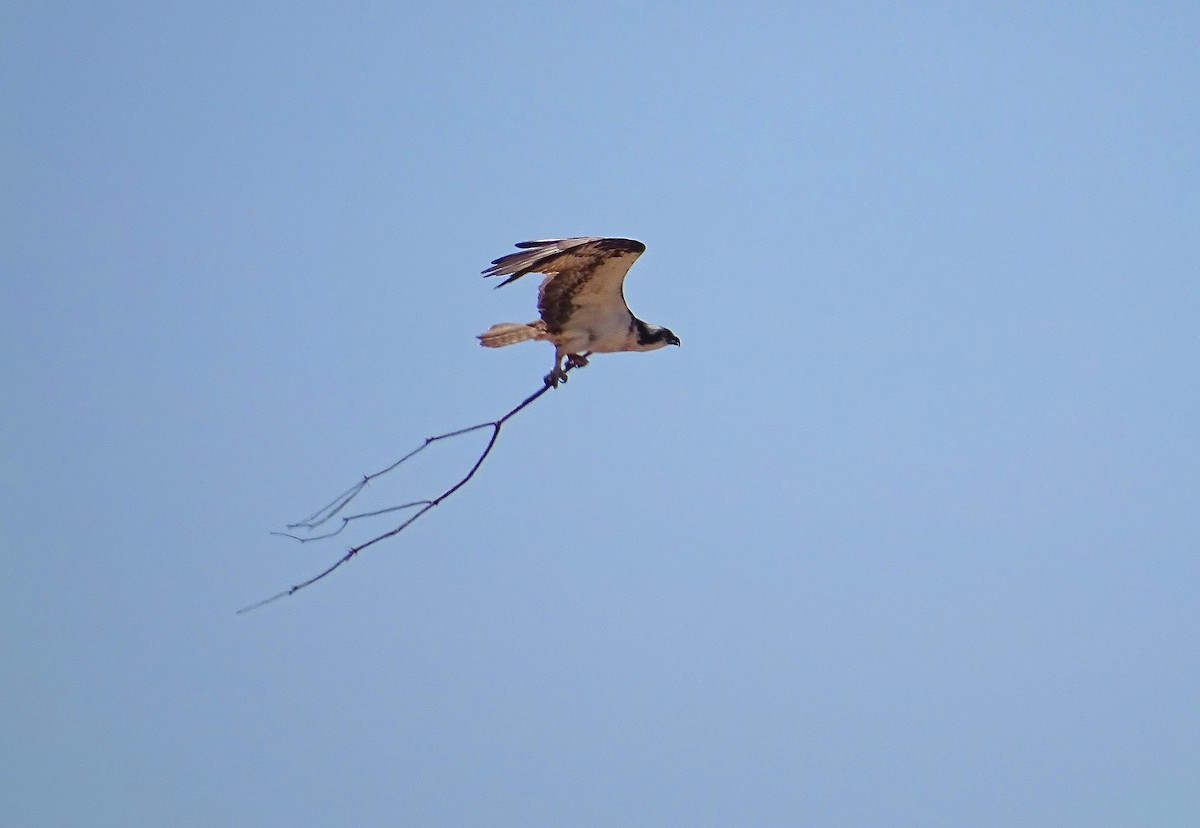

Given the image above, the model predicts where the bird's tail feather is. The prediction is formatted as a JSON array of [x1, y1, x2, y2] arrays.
[[477, 321, 545, 348]]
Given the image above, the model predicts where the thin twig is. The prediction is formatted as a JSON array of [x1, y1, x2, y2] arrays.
[[238, 365, 579, 613], [269, 500, 433, 543]]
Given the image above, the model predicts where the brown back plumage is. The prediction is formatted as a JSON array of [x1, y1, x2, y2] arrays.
[[482, 237, 646, 334]]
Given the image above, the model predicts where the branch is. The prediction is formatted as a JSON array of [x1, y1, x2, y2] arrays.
[[238, 364, 580, 613]]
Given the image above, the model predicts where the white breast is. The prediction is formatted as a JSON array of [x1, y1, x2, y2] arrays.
[[556, 305, 635, 353]]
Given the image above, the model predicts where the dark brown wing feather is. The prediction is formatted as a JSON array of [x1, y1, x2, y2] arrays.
[[482, 237, 646, 334], [483, 237, 645, 286]]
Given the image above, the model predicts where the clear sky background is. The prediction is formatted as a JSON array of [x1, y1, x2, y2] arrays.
[[3, 2, 1198, 825]]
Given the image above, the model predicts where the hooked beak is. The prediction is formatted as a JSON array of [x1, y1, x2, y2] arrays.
[[668, 333, 681, 347]]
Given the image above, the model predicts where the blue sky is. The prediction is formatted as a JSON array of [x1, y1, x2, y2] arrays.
[[3, 2, 1198, 825]]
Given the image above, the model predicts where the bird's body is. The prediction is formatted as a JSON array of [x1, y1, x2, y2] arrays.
[[478, 237, 680, 386]]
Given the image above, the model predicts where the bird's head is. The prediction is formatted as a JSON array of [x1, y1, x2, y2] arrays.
[[635, 321, 681, 350]]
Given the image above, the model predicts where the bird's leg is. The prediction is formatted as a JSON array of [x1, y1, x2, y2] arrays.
[[544, 352, 568, 388], [545, 349, 593, 387]]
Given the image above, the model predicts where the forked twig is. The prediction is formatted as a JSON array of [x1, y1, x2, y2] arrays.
[[238, 365, 580, 613]]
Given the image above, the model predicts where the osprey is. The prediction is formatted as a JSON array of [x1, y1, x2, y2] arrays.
[[478, 237, 680, 387]]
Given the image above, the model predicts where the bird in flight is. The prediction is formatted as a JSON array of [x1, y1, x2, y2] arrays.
[[478, 237, 680, 387]]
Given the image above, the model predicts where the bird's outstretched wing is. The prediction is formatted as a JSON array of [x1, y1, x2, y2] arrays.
[[483, 237, 646, 334]]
